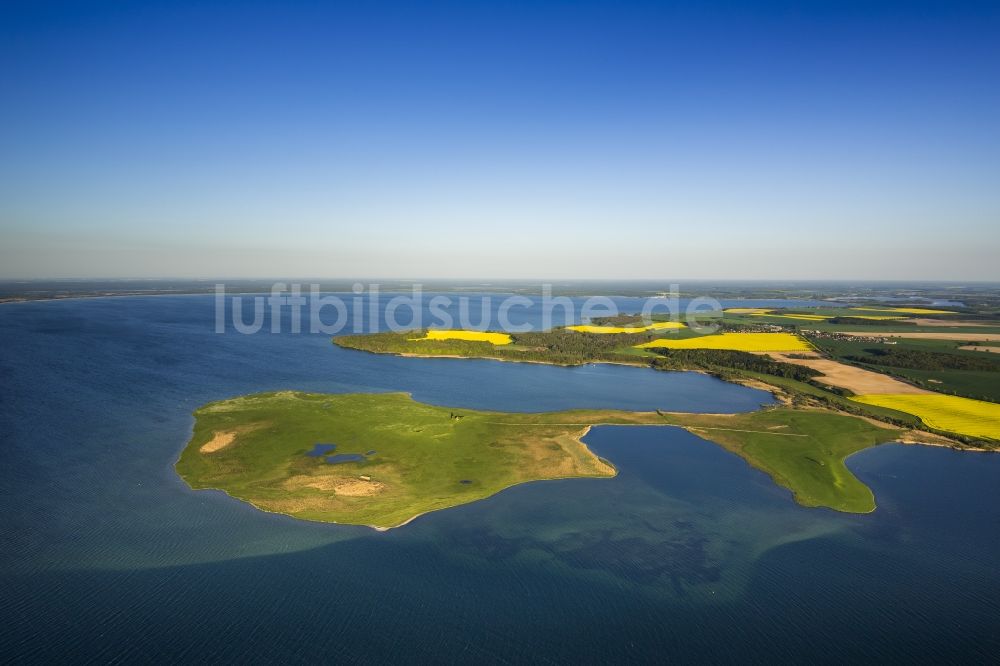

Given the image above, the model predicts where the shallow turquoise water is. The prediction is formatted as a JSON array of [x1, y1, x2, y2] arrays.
[[0, 295, 998, 662]]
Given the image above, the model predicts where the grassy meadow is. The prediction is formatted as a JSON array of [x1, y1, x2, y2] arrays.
[[177, 391, 640, 529], [656, 409, 901, 513]]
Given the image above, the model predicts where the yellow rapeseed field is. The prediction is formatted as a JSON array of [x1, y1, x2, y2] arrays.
[[419, 330, 513, 345], [566, 321, 687, 334], [852, 307, 955, 315], [724, 308, 830, 321], [723, 308, 771, 315], [761, 313, 830, 321], [851, 394, 1000, 441], [636, 332, 812, 352]]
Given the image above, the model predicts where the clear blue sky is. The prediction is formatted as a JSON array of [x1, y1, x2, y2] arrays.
[[2, 0, 998, 280]]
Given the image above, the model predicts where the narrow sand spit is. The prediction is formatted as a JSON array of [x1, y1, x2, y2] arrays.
[[838, 332, 1000, 342], [767, 352, 929, 395], [200, 431, 237, 453]]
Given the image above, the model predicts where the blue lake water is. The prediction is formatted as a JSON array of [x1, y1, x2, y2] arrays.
[[306, 443, 337, 457], [326, 453, 366, 464], [0, 295, 998, 662]]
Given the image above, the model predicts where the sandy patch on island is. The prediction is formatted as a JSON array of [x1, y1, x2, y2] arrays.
[[200, 431, 237, 453], [199, 423, 267, 453], [284, 474, 386, 496], [767, 352, 929, 395], [332, 479, 386, 496]]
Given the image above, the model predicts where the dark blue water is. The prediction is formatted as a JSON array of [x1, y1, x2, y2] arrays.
[[325, 453, 366, 464], [1, 295, 998, 662], [306, 443, 337, 457]]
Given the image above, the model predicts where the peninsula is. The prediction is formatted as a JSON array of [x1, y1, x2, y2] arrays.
[[177, 304, 998, 529], [177, 390, 908, 529]]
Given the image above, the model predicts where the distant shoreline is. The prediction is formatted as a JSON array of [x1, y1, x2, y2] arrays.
[[5, 278, 989, 307], [0, 291, 216, 305]]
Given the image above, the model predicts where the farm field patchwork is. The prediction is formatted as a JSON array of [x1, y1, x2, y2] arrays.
[[767, 353, 930, 395], [809, 336, 1000, 402]]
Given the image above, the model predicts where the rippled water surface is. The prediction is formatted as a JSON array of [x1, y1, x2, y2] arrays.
[[1, 295, 998, 662]]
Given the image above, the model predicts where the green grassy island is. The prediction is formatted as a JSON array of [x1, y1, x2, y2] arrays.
[[177, 391, 905, 529], [178, 308, 999, 529]]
